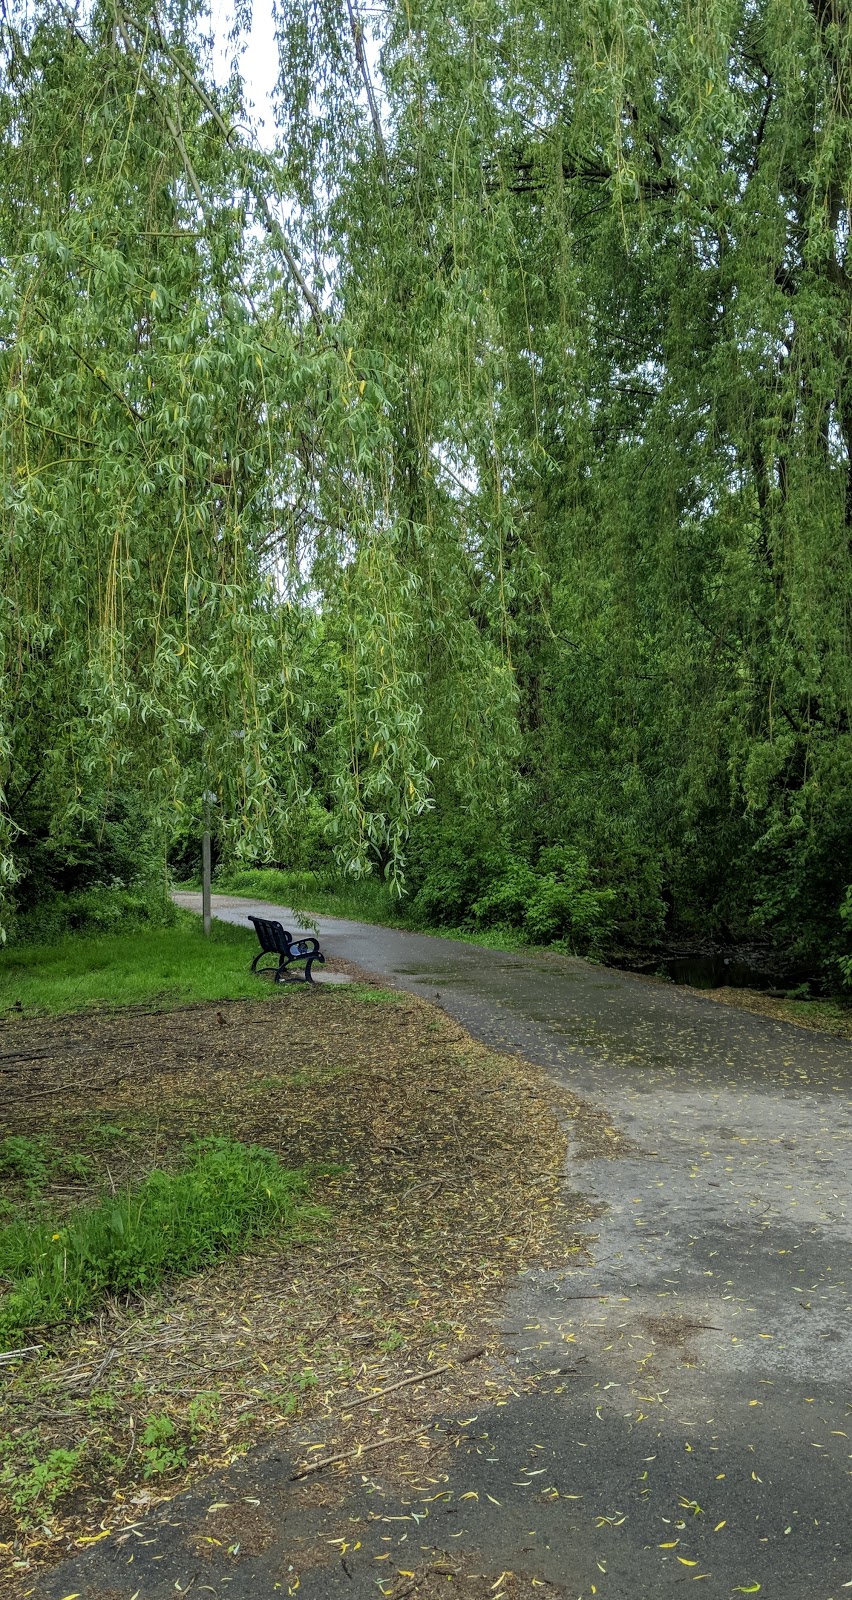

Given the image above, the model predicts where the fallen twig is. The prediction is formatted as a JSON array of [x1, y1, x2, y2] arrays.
[[290, 1424, 434, 1478], [344, 1345, 485, 1409], [0, 1345, 41, 1365]]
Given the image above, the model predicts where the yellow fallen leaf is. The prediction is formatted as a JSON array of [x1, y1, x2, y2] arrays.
[[714, 1521, 726, 1531], [75, 1530, 111, 1546], [677, 1558, 698, 1566], [659, 1541, 679, 1548], [733, 1587, 761, 1594]]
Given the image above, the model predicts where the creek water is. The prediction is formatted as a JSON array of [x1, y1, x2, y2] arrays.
[[612, 948, 818, 992]]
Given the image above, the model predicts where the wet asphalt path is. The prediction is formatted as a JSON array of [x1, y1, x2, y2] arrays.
[[39, 896, 852, 1600]]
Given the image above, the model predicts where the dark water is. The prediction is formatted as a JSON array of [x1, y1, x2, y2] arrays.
[[612, 950, 818, 994]]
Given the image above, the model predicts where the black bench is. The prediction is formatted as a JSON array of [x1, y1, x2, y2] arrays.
[[248, 916, 325, 984]]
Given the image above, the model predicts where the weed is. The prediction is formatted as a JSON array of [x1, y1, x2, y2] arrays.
[[378, 1328, 404, 1352], [59, 1151, 94, 1182], [89, 1121, 134, 1146], [187, 1392, 221, 1438], [0, 1135, 53, 1196], [269, 1368, 318, 1416], [140, 1415, 187, 1477], [1, 1445, 84, 1526], [0, 1138, 322, 1342]]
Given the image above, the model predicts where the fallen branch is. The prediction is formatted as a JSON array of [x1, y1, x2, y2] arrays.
[[0, 1345, 41, 1366], [290, 1424, 434, 1479], [344, 1345, 485, 1409]]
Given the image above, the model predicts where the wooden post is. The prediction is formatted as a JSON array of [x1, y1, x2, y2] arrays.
[[202, 794, 212, 937]]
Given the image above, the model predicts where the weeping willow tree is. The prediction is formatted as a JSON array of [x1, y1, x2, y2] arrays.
[[2, 0, 851, 965], [268, 0, 852, 962]]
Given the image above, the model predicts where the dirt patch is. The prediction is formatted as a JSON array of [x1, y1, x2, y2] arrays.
[[570, 1100, 633, 1159], [187, 1499, 276, 1558], [638, 1314, 718, 1349], [0, 984, 598, 1592], [686, 985, 852, 1039]]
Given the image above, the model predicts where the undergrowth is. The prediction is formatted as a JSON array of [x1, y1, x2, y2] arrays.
[[0, 1138, 322, 1344], [210, 866, 407, 927]]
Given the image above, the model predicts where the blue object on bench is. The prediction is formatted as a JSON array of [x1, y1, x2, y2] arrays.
[[248, 916, 325, 984]]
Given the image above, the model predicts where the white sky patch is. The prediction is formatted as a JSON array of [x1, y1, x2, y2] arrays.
[[209, 0, 279, 145]]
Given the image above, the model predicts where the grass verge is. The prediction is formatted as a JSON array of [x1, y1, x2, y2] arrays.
[[196, 866, 533, 953], [0, 1139, 321, 1342], [0, 912, 283, 1018], [208, 866, 408, 926]]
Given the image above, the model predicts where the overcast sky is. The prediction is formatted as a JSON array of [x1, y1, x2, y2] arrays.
[[210, 0, 279, 144]]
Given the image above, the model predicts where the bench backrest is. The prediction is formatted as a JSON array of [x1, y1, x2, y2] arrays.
[[248, 916, 293, 954]]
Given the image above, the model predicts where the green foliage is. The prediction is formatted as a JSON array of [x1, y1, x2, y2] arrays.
[[11, 886, 177, 945], [0, 1136, 53, 1197], [0, 1137, 321, 1343], [0, 1444, 83, 1527], [140, 1414, 188, 1478], [407, 833, 616, 952], [473, 848, 616, 951], [838, 889, 852, 990], [2, 0, 851, 974]]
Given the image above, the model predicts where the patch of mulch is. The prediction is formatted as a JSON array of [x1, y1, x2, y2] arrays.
[[0, 984, 598, 1593], [687, 985, 852, 1040]]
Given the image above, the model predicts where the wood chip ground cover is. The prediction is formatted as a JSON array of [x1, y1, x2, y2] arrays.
[[0, 984, 594, 1593]]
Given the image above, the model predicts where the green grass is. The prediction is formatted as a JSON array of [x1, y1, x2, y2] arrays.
[[210, 866, 408, 926], [204, 866, 534, 954], [0, 911, 290, 1018], [0, 1138, 321, 1344]]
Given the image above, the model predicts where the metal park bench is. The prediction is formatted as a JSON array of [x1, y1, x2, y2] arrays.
[[248, 916, 326, 985]]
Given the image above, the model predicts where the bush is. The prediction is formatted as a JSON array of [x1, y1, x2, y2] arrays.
[[10, 885, 177, 944], [473, 846, 616, 950], [405, 824, 616, 953], [838, 886, 852, 989], [406, 821, 506, 927], [0, 1138, 322, 1342]]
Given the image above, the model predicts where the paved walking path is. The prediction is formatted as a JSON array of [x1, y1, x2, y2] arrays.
[[42, 895, 852, 1600]]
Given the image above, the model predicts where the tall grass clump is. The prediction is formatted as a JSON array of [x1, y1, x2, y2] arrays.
[[0, 1139, 322, 1343]]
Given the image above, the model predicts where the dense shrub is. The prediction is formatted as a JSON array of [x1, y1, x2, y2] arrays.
[[472, 846, 616, 951], [405, 824, 616, 953], [9, 886, 176, 944]]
